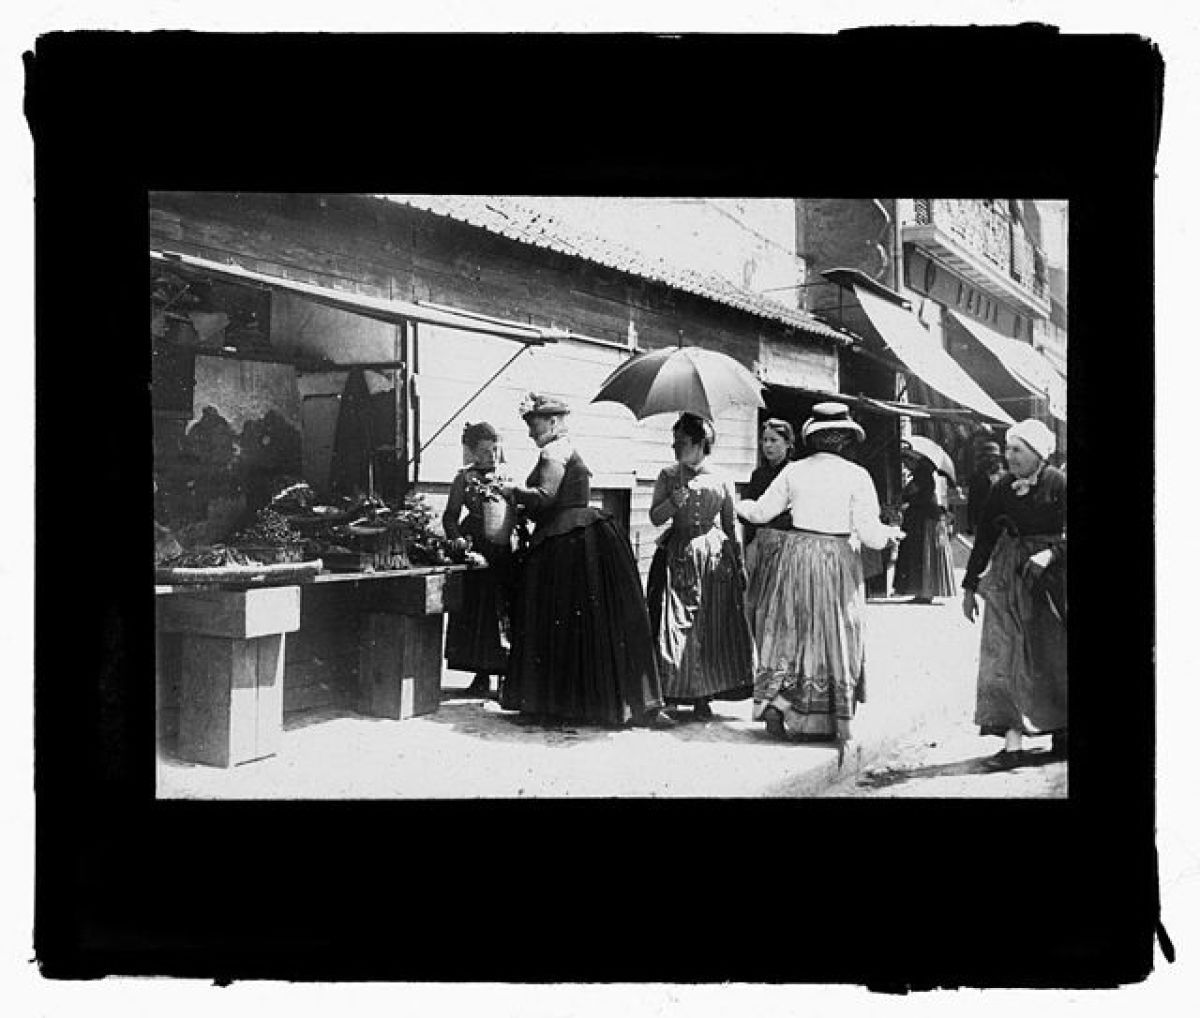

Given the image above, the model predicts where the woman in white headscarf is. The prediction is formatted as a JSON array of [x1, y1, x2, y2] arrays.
[[962, 418, 1067, 769], [735, 403, 904, 751]]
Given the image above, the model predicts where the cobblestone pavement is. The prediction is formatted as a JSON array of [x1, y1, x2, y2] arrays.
[[157, 585, 1067, 800]]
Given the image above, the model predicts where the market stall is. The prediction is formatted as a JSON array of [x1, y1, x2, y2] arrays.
[[150, 248, 546, 770], [155, 564, 474, 768]]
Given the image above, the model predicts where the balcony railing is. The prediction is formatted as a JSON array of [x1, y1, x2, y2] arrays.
[[913, 199, 1047, 300]]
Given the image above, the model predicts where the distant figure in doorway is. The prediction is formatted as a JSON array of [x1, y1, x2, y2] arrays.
[[966, 440, 1005, 535], [498, 393, 673, 729], [962, 418, 1067, 770], [735, 403, 904, 752], [741, 417, 796, 641], [892, 452, 957, 604], [442, 421, 513, 699], [646, 413, 755, 721]]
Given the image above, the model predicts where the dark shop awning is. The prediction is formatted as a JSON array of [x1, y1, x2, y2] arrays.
[[852, 285, 1015, 425], [946, 309, 1067, 421], [150, 249, 562, 345]]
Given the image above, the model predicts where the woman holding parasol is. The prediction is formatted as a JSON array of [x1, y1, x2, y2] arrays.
[[646, 413, 755, 720], [892, 439, 958, 604]]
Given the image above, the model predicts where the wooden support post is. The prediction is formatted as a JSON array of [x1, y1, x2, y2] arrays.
[[359, 613, 445, 720], [158, 586, 301, 767], [357, 571, 464, 720]]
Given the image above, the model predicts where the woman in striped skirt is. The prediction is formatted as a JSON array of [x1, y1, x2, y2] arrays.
[[736, 403, 904, 747], [646, 413, 755, 720]]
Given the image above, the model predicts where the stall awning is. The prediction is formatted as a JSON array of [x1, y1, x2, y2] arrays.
[[946, 309, 1067, 421], [150, 250, 561, 345], [851, 285, 1015, 425]]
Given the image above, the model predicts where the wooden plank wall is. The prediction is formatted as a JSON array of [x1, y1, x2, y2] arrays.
[[150, 191, 835, 588]]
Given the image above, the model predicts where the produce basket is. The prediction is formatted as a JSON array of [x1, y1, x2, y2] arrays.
[[228, 543, 308, 564], [480, 496, 515, 545]]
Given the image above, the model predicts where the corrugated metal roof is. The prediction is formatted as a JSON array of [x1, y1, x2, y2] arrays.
[[374, 194, 852, 345]]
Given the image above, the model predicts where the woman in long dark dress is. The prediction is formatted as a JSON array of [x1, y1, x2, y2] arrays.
[[962, 418, 1067, 769], [736, 403, 904, 750], [441, 421, 513, 699], [741, 418, 796, 638], [498, 393, 673, 728], [646, 413, 755, 720], [892, 453, 957, 603]]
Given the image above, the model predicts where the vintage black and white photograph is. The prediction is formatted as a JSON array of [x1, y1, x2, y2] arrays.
[[26, 25, 1168, 993], [150, 194, 1070, 801]]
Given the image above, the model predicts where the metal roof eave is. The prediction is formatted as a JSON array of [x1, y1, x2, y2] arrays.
[[150, 249, 560, 346]]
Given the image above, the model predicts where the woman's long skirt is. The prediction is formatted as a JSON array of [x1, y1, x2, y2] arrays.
[[744, 527, 788, 639], [646, 528, 755, 703], [444, 537, 512, 674], [893, 514, 957, 598], [501, 516, 664, 725], [974, 532, 1068, 737], [753, 531, 867, 740]]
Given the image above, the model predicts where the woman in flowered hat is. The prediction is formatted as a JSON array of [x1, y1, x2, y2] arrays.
[[645, 413, 755, 721], [735, 403, 904, 752], [498, 393, 673, 729], [962, 417, 1067, 769], [441, 421, 514, 699]]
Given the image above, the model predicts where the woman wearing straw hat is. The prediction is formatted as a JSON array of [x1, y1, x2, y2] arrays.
[[735, 402, 904, 750], [441, 421, 514, 700], [498, 393, 674, 729], [962, 418, 1067, 769]]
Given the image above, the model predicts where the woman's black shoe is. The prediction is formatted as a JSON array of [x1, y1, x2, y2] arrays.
[[1048, 732, 1068, 759], [633, 709, 676, 730], [465, 673, 491, 697], [981, 749, 1027, 772], [693, 700, 714, 721]]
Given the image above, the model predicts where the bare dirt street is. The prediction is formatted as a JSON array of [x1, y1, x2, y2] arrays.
[[157, 585, 1068, 800], [820, 714, 1068, 798]]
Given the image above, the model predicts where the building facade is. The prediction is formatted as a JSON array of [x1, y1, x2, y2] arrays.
[[150, 192, 849, 592], [795, 197, 1068, 482]]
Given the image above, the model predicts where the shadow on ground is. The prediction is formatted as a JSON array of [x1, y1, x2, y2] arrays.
[[855, 748, 1064, 789], [421, 691, 794, 749]]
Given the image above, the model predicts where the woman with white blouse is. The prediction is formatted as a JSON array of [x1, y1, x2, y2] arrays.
[[736, 403, 904, 747]]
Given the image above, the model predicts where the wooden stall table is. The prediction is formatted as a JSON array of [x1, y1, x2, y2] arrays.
[[310, 564, 471, 721], [156, 563, 478, 768], [156, 584, 302, 767]]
